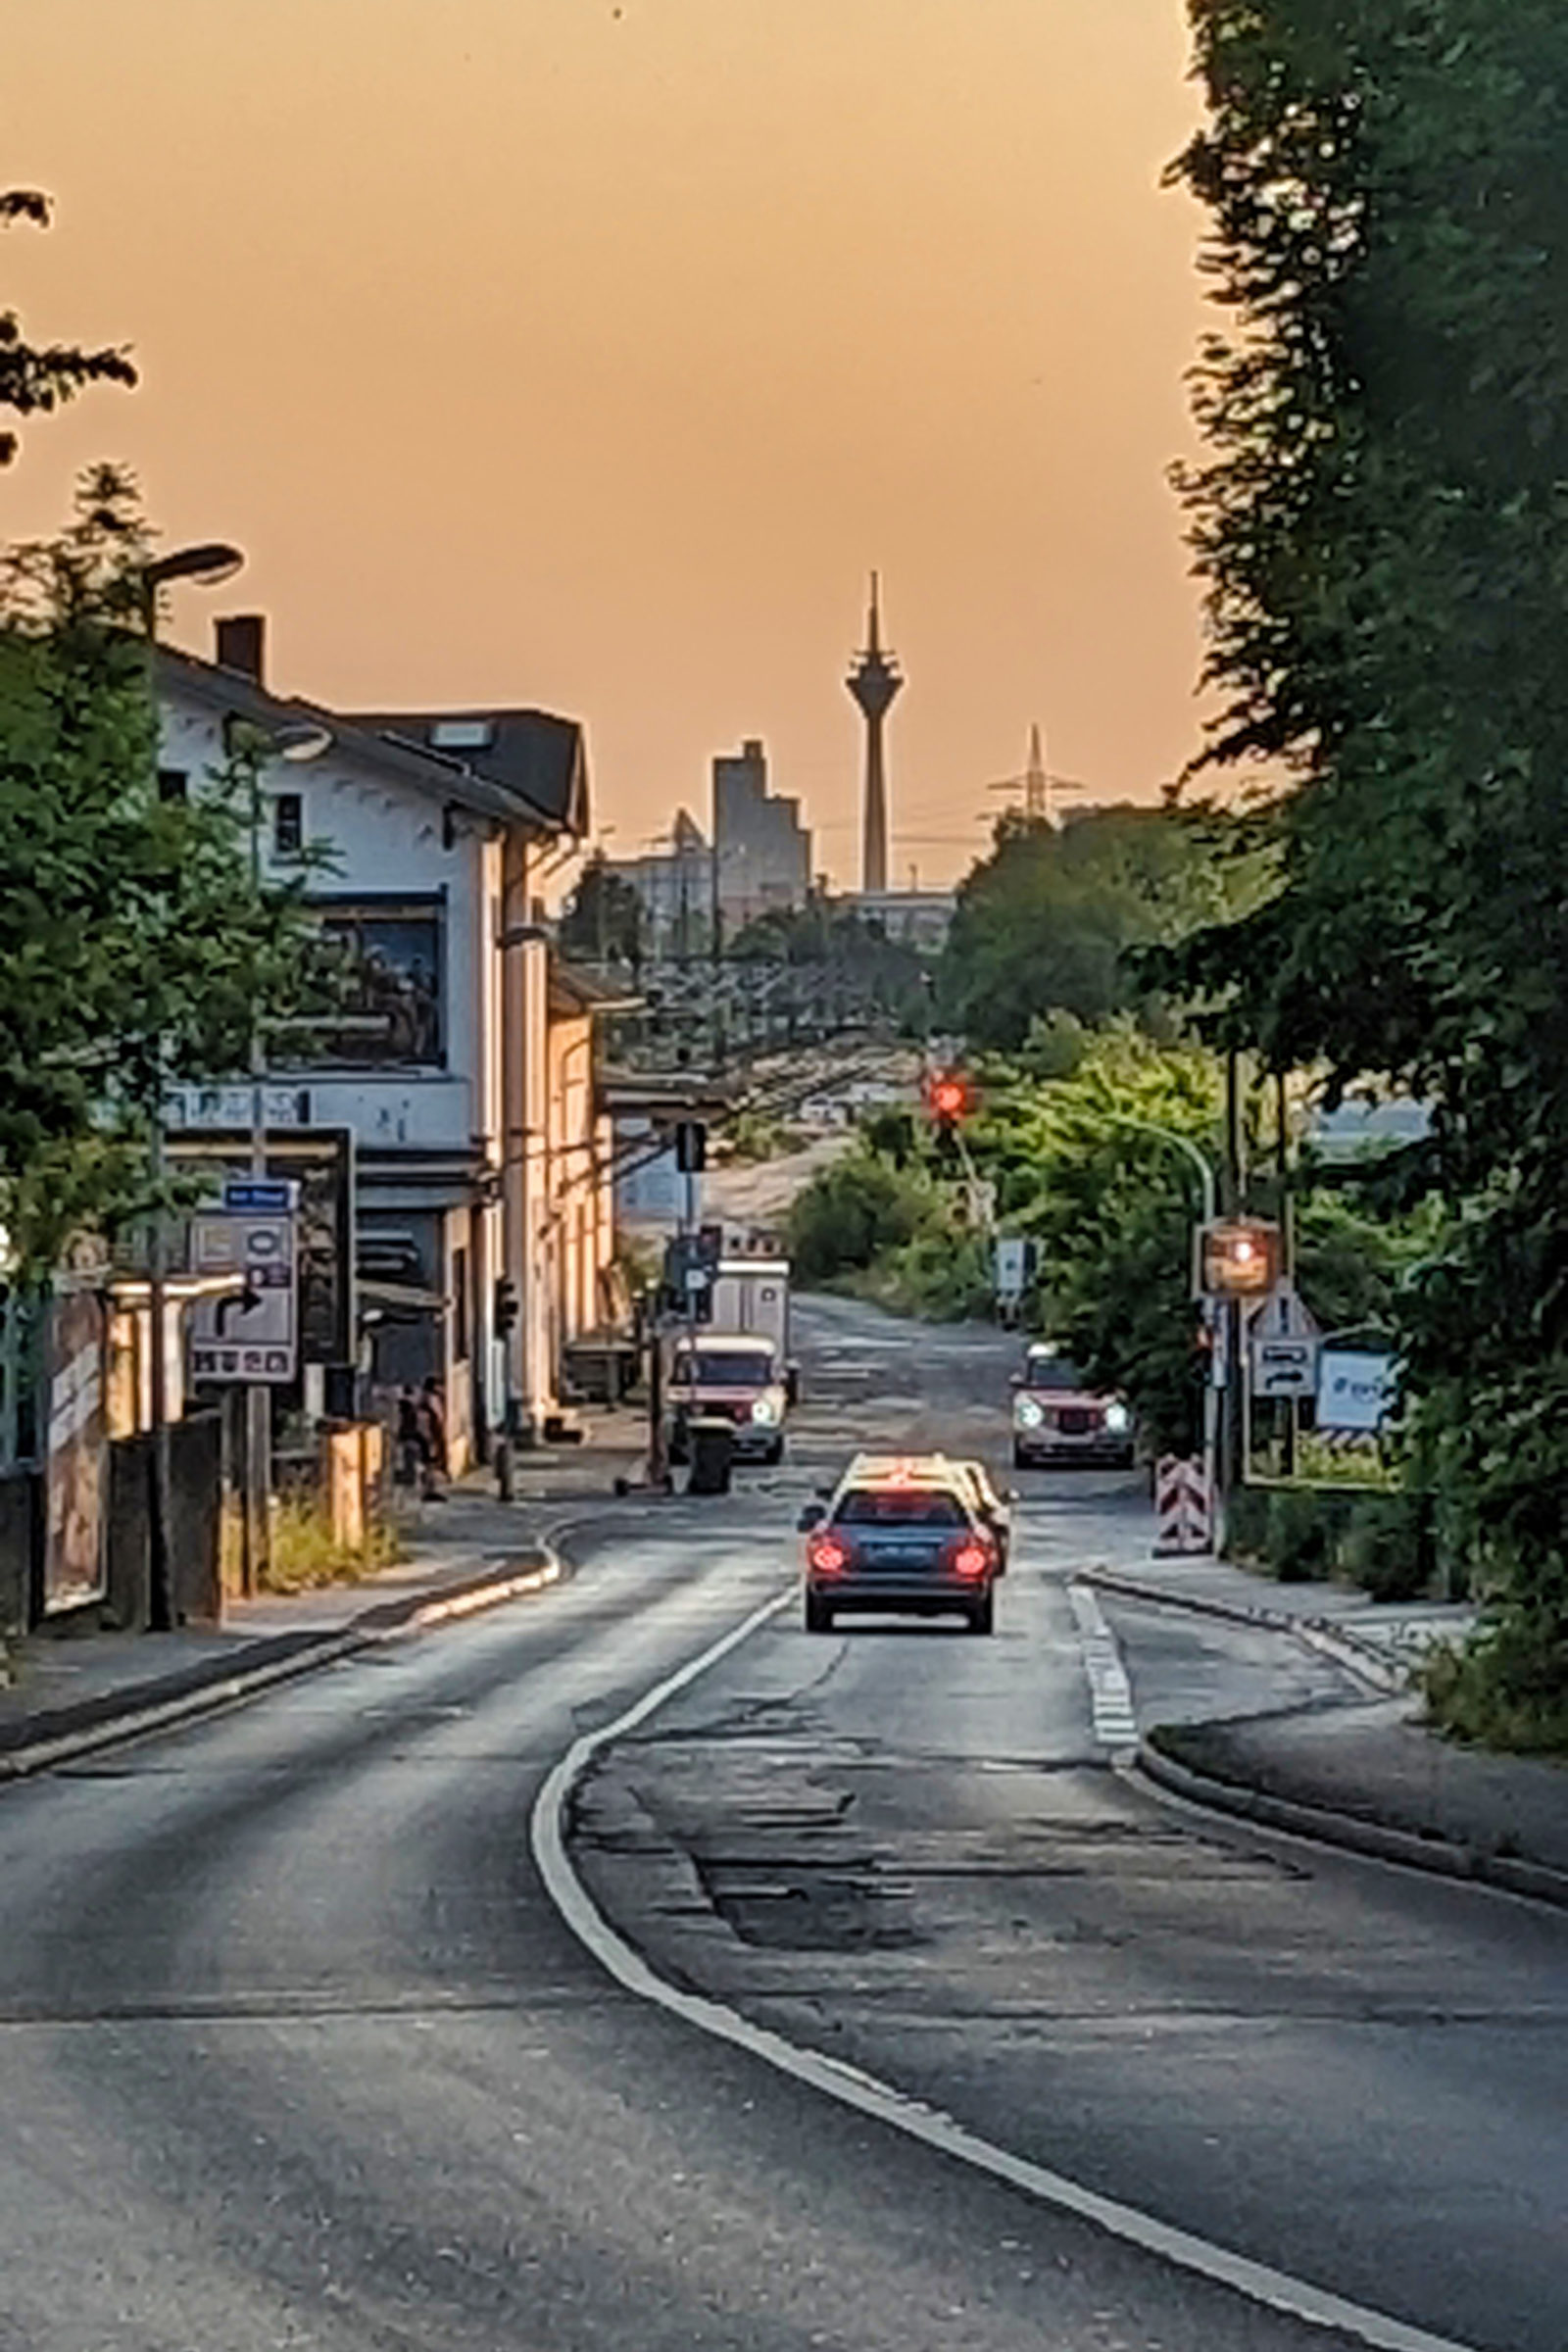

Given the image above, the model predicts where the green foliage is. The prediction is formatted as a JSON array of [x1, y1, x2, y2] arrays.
[[1420, 1620, 1568, 1757], [729, 901, 932, 1035], [1, 190, 136, 467], [975, 1028, 1224, 1455], [785, 1148, 934, 1287], [560, 851, 645, 969], [0, 471, 335, 1275], [1167, 0, 1568, 1736], [937, 804, 1264, 1052]]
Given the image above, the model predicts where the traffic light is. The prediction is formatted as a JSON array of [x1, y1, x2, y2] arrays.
[[493, 1275, 520, 1337], [926, 1072, 971, 1128], [674, 1118, 708, 1174], [1200, 1218, 1281, 1298]]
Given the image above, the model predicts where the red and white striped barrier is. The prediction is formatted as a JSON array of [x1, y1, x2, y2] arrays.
[[1153, 1455, 1213, 1556]]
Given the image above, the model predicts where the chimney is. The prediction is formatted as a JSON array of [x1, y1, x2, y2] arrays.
[[215, 612, 267, 686]]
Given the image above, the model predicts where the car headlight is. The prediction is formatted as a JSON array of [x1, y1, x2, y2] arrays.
[[1014, 1396, 1044, 1429], [1104, 1402, 1131, 1435], [751, 1395, 780, 1425]]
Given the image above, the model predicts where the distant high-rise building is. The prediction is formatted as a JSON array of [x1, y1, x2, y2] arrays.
[[711, 738, 811, 931], [845, 573, 904, 895]]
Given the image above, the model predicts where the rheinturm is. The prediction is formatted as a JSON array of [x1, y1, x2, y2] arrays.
[[845, 572, 904, 896]]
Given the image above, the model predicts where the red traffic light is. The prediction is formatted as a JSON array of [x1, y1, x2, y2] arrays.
[[926, 1072, 971, 1125]]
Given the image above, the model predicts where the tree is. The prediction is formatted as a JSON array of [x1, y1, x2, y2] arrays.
[[937, 804, 1261, 1052], [2, 190, 135, 466], [559, 851, 645, 970], [1164, 0, 1568, 1739], [0, 470, 332, 1274]]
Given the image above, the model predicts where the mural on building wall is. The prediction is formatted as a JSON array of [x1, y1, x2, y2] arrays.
[[314, 900, 444, 1067]]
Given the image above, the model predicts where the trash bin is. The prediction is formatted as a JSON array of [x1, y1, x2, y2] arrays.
[[686, 1416, 736, 1496]]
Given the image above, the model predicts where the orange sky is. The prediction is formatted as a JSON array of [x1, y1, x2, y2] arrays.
[[3, 0, 1209, 888]]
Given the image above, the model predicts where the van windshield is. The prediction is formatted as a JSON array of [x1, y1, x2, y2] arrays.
[[673, 1350, 774, 1389], [1024, 1354, 1085, 1391]]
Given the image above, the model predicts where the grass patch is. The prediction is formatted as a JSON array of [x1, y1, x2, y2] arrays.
[[260, 1494, 406, 1594]]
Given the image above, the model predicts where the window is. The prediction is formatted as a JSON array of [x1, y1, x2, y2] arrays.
[[310, 899, 445, 1067], [157, 768, 188, 803], [271, 794, 304, 857], [1025, 1354, 1085, 1391], [672, 1349, 773, 1389], [836, 1488, 967, 1528]]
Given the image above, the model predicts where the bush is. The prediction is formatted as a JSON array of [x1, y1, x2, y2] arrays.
[[262, 1494, 404, 1593], [1224, 1482, 1438, 1600], [1420, 1616, 1568, 1756], [786, 1151, 932, 1286], [1341, 1492, 1433, 1604], [1265, 1487, 1343, 1583]]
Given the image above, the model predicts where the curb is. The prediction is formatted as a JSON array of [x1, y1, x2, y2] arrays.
[[1075, 1564, 1405, 1694], [1134, 1731, 1568, 1914], [0, 1544, 564, 1785]]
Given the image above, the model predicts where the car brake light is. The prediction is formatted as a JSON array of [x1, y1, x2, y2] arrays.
[[809, 1538, 848, 1575], [953, 1542, 989, 1578]]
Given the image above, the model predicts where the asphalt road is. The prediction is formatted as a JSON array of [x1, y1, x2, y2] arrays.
[[0, 1297, 1560, 2352]]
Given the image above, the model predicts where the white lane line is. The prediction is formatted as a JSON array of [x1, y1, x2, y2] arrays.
[[530, 1591, 1479, 2352], [1067, 1580, 1140, 1754]]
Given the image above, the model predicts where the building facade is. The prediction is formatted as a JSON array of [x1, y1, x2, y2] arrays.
[[153, 624, 614, 1467], [711, 739, 811, 933]]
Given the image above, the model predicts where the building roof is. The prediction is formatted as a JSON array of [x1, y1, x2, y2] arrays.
[[156, 647, 539, 834], [347, 708, 590, 838], [548, 963, 643, 1020]]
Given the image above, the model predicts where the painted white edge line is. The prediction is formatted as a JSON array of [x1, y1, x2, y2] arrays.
[[1066, 1580, 1140, 1755], [530, 1585, 1479, 2352]]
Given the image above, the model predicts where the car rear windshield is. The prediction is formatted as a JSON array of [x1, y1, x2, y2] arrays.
[[1025, 1355, 1085, 1391], [835, 1487, 968, 1527], [673, 1350, 773, 1389]]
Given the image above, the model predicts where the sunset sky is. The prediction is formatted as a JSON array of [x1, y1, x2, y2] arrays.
[[3, 0, 1209, 889]]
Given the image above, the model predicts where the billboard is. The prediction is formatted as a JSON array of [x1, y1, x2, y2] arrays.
[[44, 1286, 108, 1613]]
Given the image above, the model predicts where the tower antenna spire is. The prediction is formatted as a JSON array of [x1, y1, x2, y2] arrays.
[[846, 573, 904, 896]]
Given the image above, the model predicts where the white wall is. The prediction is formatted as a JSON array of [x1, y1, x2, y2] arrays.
[[158, 688, 498, 1161]]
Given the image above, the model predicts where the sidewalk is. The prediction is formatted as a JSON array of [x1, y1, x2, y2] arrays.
[[0, 1411, 649, 1778], [1073, 1521, 1568, 1910]]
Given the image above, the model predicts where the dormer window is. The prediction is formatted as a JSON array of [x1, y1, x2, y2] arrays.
[[429, 718, 495, 751]]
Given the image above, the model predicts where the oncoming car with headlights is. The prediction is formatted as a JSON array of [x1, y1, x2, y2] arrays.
[[1010, 1344, 1135, 1469], [667, 1335, 791, 1465], [797, 1454, 999, 1635]]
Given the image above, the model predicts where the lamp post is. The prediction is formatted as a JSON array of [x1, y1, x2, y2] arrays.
[[1106, 1115, 1220, 1543], [220, 710, 332, 1594], [139, 542, 245, 1633]]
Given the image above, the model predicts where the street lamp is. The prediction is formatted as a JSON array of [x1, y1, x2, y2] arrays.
[[140, 541, 246, 1634], [220, 709, 333, 1596], [1105, 1114, 1221, 1544]]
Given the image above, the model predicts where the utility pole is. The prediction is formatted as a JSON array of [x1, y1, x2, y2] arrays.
[[1277, 1069, 1298, 1480], [1222, 1049, 1248, 1517]]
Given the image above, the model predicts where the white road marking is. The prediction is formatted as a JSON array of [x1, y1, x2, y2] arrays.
[[1067, 1580, 1140, 1754], [530, 1589, 1480, 2352]]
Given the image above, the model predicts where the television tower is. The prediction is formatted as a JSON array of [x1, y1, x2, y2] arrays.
[[846, 572, 904, 895]]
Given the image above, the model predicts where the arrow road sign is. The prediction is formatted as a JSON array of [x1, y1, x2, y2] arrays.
[[1251, 1336, 1320, 1398]]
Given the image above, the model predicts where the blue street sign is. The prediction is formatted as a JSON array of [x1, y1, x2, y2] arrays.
[[222, 1178, 296, 1215]]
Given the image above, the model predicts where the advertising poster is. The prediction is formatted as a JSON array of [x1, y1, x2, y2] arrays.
[[45, 1286, 109, 1613]]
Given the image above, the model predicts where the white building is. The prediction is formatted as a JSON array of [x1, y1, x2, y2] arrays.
[[153, 621, 616, 1466]]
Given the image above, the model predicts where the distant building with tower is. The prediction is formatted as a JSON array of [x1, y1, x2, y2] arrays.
[[845, 573, 903, 894], [711, 737, 811, 933]]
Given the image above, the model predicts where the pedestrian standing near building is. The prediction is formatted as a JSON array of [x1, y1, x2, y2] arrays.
[[394, 1385, 422, 1490], [417, 1376, 449, 1498]]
